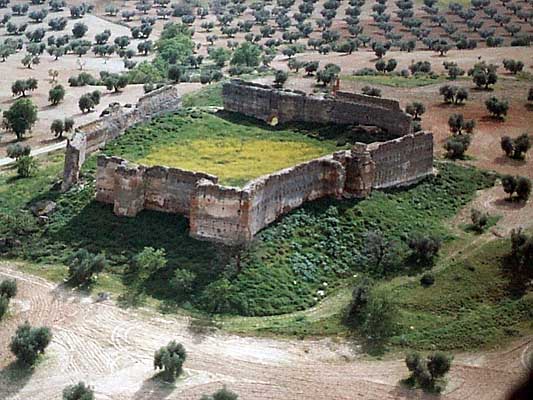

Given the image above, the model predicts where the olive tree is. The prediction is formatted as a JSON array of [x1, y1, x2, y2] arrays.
[[3, 98, 38, 140], [154, 341, 187, 382], [10, 322, 52, 365], [48, 84, 65, 105]]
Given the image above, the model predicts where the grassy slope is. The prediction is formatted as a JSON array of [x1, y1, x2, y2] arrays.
[[1, 149, 530, 352], [222, 234, 533, 352], [181, 83, 224, 108]]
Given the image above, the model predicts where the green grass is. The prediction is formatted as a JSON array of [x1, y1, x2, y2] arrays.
[[0, 139, 497, 320], [386, 238, 533, 350], [221, 234, 533, 352], [127, 111, 341, 187], [3, 150, 528, 351], [343, 74, 447, 88], [181, 83, 223, 108]]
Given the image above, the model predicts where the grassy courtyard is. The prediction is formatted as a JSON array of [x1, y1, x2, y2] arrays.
[[105, 111, 343, 187]]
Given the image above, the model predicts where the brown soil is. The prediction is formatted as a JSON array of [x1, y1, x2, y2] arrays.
[[0, 265, 530, 400], [255, 70, 533, 179]]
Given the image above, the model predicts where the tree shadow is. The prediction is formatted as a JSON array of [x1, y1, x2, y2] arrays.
[[0, 360, 36, 398], [214, 110, 397, 144], [39, 136, 67, 146], [389, 383, 439, 399], [435, 102, 466, 109], [493, 197, 527, 210], [493, 155, 527, 167], [131, 375, 175, 400], [479, 115, 505, 123], [186, 316, 219, 344]]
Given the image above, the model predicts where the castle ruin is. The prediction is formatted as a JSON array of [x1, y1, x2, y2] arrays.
[[78, 80, 434, 245]]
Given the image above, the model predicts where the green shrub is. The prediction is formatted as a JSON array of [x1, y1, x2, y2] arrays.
[[16, 155, 38, 178], [0, 279, 17, 299], [10, 322, 52, 365], [67, 249, 107, 286], [360, 288, 398, 342], [62, 381, 94, 400], [6, 143, 30, 159], [404, 352, 452, 393], [201, 387, 239, 400], [154, 340, 186, 381], [0, 296, 9, 320]]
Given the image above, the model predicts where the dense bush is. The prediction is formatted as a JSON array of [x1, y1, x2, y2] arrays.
[[360, 288, 399, 342], [362, 86, 381, 97], [63, 382, 94, 400], [68, 72, 97, 87], [485, 97, 509, 119], [3, 98, 38, 140], [154, 341, 186, 381], [16, 155, 38, 178], [201, 387, 239, 400], [67, 249, 107, 286], [408, 235, 441, 263], [78, 91, 101, 113], [444, 133, 471, 159], [403, 352, 452, 393], [510, 228, 533, 273], [346, 276, 373, 323], [10, 322, 52, 365], [6, 143, 31, 160], [439, 85, 468, 104], [405, 102, 425, 120], [502, 175, 531, 201], [468, 62, 498, 90], [49, 84, 65, 105], [0, 279, 17, 299], [500, 133, 531, 159], [470, 208, 489, 233], [0, 295, 8, 320]]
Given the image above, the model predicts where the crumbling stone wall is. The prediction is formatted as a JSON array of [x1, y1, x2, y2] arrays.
[[90, 82, 433, 245], [190, 181, 252, 243], [222, 79, 413, 136], [189, 156, 346, 243], [95, 131, 433, 245], [244, 157, 345, 237], [368, 132, 434, 189], [96, 155, 218, 217], [61, 85, 181, 192]]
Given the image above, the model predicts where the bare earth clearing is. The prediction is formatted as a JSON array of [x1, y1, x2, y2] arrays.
[[0, 264, 530, 400]]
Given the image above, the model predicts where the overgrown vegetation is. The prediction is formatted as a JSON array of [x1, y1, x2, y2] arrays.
[[125, 112, 341, 186], [0, 126, 498, 325]]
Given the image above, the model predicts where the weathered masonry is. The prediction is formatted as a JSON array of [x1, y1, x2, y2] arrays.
[[222, 79, 413, 136], [95, 135, 433, 245], [61, 85, 181, 192], [82, 80, 434, 245]]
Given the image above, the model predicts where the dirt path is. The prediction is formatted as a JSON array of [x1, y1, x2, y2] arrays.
[[0, 266, 529, 400]]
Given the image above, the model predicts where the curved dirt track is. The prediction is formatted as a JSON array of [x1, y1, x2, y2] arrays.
[[0, 265, 530, 400]]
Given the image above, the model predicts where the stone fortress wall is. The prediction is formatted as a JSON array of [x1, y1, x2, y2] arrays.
[[222, 79, 413, 135], [70, 80, 434, 245], [61, 85, 181, 191]]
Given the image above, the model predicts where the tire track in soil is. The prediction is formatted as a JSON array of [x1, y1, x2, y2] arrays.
[[0, 265, 529, 400]]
